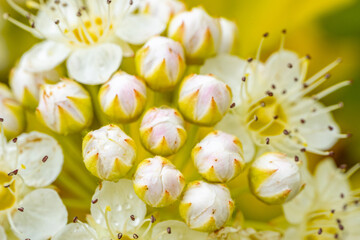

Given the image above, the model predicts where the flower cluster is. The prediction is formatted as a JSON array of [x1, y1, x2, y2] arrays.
[[0, 0, 358, 240]]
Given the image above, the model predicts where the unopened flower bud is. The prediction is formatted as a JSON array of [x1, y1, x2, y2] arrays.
[[248, 152, 303, 205], [168, 7, 221, 62], [83, 124, 136, 181], [36, 79, 93, 135], [140, 107, 187, 156], [98, 71, 147, 123], [139, 0, 186, 24], [192, 130, 245, 182], [178, 74, 232, 126], [133, 156, 185, 207], [218, 18, 239, 54], [179, 181, 234, 232], [0, 83, 25, 139], [9, 63, 59, 109], [136, 37, 186, 92]]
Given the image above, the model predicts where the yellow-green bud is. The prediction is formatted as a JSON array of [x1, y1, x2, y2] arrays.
[[9, 63, 59, 109], [218, 18, 239, 54], [36, 79, 93, 135], [82, 124, 136, 181], [0, 83, 25, 139], [248, 152, 303, 205], [140, 106, 187, 156], [168, 7, 221, 63], [192, 130, 245, 182], [98, 71, 147, 123], [178, 74, 232, 126], [179, 181, 234, 232], [133, 156, 185, 207], [136, 36, 186, 92]]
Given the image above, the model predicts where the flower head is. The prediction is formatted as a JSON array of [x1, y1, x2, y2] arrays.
[[5, 0, 166, 84], [178, 74, 232, 126], [133, 156, 185, 207], [82, 124, 136, 181], [36, 78, 93, 135]]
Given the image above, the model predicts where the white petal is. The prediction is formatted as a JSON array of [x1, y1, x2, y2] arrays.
[[116, 15, 166, 45], [282, 227, 302, 240], [0, 225, 6, 240], [295, 98, 341, 150], [216, 113, 255, 162], [151, 220, 208, 240], [200, 54, 251, 105], [20, 41, 71, 72], [90, 179, 146, 233], [7, 131, 63, 188], [67, 43, 123, 85], [8, 189, 67, 240], [53, 223, 97, 240]]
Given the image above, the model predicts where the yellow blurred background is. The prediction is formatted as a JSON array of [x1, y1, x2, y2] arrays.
[[0, 0, 360, 221]]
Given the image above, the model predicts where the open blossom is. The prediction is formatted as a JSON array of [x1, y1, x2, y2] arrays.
[[283, 159, 360, 239], [53, 179, 206, 240], [201, 48, 350, 161], [6, 0, 166, 85]]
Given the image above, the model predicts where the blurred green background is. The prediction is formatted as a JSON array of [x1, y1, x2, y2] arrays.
[[0, 0, 359, 180]]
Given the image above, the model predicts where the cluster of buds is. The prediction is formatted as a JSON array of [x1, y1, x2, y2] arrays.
[[192, 130, 245, 182], [82, 124, 136, 181], [248, 152, 303, 204], [136, 36, 186, 92], [36, 79, 93, 135], [133, 156, 185, 207], [178, 74, 232, 126], [168, 7, 238, 62], [140, 107, 187, 156], [0, 83, 25, 139], [179, 181, 234, 232], [98, 71, 147, 123]]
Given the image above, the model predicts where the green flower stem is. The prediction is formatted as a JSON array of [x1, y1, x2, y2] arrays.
[[174, 124, 199, 171], [86, 85, 109, 126], [56, 172, 91, 200], [62, 198, 92, 210]]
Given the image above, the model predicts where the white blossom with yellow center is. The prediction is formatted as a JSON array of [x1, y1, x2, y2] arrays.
[[5, 0, 166, 85], [201, 45, 350, 161], [283, 159, 360, 239]]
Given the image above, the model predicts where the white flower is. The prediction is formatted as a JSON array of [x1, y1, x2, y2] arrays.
[[82, 124, 136, 181], [138, 0, 186, 24], [192, 130, 245, 183], [133, 156, 185, 207], [53, 179, 206, 240], [36, 78, 93, 134], [0, 84, 25, 139], [283, 159, 360, 239], [179, 181, 235, 232], [248, 152, 303, 204], [6, 0, 166, 85], [201, 50, 350, 161], [98, 71, 147, 123], [178, 74, 232, 126], [140, 106, 187, 156]]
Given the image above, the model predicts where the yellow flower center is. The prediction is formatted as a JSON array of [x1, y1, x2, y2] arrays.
[[0, 171, 16, 211], [246, 96, 287, 136]]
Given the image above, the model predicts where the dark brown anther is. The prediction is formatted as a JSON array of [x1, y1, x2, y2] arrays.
[[73, 216, 78, 223], [167, 227, 172, 234], [318, 228, 322, 235], [336, 219, 341, 224], [129, 0, 133, 5], [107, 0, 112, 4], [31, 22, 36, 28], [331, 209, 335, 214], [287, 63, 293, 68], [354, 200, 359, 205], [328, 151, 335, 156], [241, 76, 246, 82], [305, 54, 311, 60], [55, 0, 60, 4], [151, 215, 156, 223], [339, 224, 344, 231], [266, 91, 273, 97], [8, 169, 18, 176], [282, 29, 287, 34], [118, 233, 123, 239], [25, 239, 30, 240], [328, 126, 334, 131], [300, 148, 306, 152], [230, 102, 236, 108], [254, 115, 258, 121], [325, 73, 331, 79], [4, 184, 10, 188], [334, 233, 339, 239], [42, 155, 48, 163], [133, 233, 139, 239], [282, 90, 287, 94], [260, 102, 265, 107], [283, 129, 290, 135], [130, 215, 135, 221], [247, 57, 253, 63], [62, 3, 68, 7], [265, 138, 270, 145], [294, 77, 298, 82], [271, 84, 276, 89], [91, 198, 98, 204], [0, 118, 3, 122], [77, 11, 82, 17], [343, 204, 347, 210], [339, 164, 347, 170], [18, 207, 24, 212], [340, 193, 345, 199], [263, 32, 269, 37], [273, 115, 278, 120], [294, 156, 299, 162], [303, 83, 308, 88], [54, 19, 60, 25], [12, 138, 17, 143], [300, 119, 306, 124]]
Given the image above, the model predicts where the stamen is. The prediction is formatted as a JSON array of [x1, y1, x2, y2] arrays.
[[313, 81, 352, 100], [305, 58, 342, 85], [6, 0, 32, 18], [2, 13, 37, 35], [279, 29, 286, 50]]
